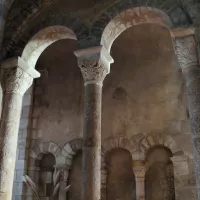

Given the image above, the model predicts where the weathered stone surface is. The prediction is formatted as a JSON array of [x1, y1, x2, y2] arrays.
[[74, 46, 113, 200], [174, 31, 200, 198], [1, 2, 199, 198]]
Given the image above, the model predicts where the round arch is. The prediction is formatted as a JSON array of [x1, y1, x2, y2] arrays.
[[21, 25, 77, 68], [138, 133, 183, 156], [102, 135, 137, 158], [29, 141, 61, 167], [101, 135, 137, 185], [101, 136, 137, 200], [100, 7, 173, 52], [60, 138, 83, 168]]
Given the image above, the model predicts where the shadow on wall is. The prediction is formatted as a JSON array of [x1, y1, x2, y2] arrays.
[[67, 151, 82, 200], [106, 148, 136, 200], [145, 146, 175, 200]]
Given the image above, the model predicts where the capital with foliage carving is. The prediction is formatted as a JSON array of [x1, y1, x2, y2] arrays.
[[74, 46, 114, 86], [172, 28, 199, 70], [1, 57, 40, 95], [132, 161, 147, 181]]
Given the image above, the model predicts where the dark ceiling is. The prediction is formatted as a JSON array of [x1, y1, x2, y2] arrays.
[[2, 0, 200, 58]]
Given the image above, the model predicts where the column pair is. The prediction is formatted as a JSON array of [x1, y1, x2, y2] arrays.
[[74, 46, 113, 200], [0, 57, 40, 199]]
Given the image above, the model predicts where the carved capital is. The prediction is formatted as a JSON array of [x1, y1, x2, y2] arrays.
[[132, 161, 147, 180], [74, 46, 114, 85], [1, 57, 40, 95], [172, 28, 199, 70]]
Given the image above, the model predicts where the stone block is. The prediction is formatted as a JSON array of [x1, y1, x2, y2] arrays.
[[171, 155, 189, 176], [31, 130, 42, 139], [40, 197, 50, 200], [15, 160, 25, 170], [28, 157, 36, 167], [22, 106, 31, 118], [13, 196, 24, 200], [15, 170, 24, 182], [55, 149, 62, 157], [22, 94, 32, 106], [63, 143, 75, 155], [18, 139, 26, 147], [56, 156, 66, 165], [18, 148, 26, 160], [19, 118, 29, 129], [29, 150, 37, 159], [39, 142, 48, 153], [33, 144, 41, 156], [61, 149, 69, 157], [168, 120, 191, 134], [22, 129, 28, 139], [18, 130, 24, 139], [49, 142, 59, 154], [32, 118, 38, 129], [12, 183, 23, 195], [23, 184, 35, 196], [176, 187, 197, 200], [66, 158, 72, 166]]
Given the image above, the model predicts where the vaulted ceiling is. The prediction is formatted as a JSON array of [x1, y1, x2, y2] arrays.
[[2, 0, 200, 59]]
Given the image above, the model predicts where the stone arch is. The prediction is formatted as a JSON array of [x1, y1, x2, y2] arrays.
[[29, 141, 61, 167], [101, 136, 137, 189], [138, 133, 183, 156], [21, 25, 77, 68], [59, 138, 83, 168], [139, 134, 190, 200], [138, 133, 189, 178], [100, 7, 173, 52], [102, 135, 137, 158]]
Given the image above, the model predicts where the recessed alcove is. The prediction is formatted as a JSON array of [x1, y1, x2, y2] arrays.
[[106, 148, 136, 200], [145, 146, 175, 200], [67, 151, 82, 200]]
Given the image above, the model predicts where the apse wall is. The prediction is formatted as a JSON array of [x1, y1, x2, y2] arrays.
[[13, 24, 197, 199]]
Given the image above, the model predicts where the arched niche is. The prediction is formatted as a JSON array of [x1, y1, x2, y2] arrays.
[[36, 153, 56, 197], [67, 150, 82, 200], [106, 147, 136, 200], [145, 146, 175, 200]]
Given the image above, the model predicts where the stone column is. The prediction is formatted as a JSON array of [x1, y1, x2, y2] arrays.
[[0, 57, 40, 200], [74, 46, 113, 200], [132, 161, 146, 200], [173, 28, 200, 198], [56, 165, 70, 200]]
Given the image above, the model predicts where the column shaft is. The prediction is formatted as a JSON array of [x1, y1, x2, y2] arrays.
[[0, 57, 40, 200], [0, 93, 23, 199], [182, 65, 200, 197], [135, 177, 145, 200], [82, 83, 102, 200], [173, 29, 200, 198], [74, 46, 113, 200]]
